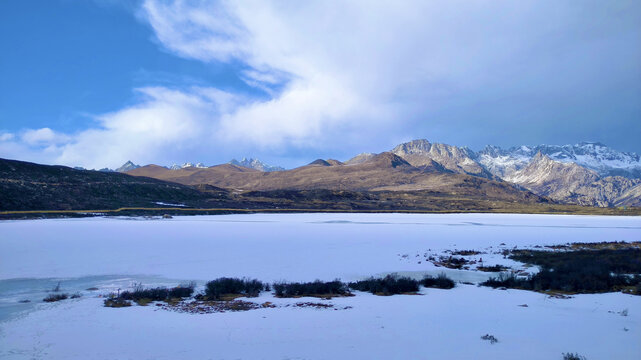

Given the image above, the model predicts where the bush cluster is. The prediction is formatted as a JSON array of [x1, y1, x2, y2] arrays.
[[349, 275, 419, 295], [205, 277, 266, 300], [119, 282, 195, 302], [562, 353, 586, 360], [104, 298, 132, 308], [481, 273, 524, 289], [421, 274, 455, 289], [481, 248, 641, 294], [43, 293, 68, 302], [480, 334, 498, 344], [438, 256, 468, 269], [273, 280, 348, 297], [477, 265, 509, 272]]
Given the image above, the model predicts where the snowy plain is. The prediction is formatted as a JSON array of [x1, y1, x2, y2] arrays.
[[1, 213, 640, 359]]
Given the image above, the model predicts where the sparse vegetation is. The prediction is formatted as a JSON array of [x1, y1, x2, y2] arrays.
[[481, 247, 641, 294], [481, 334, 498, 344], [205, 278, 266, 300], [349, 275, 419, 295], [273, 280, 350, 298], [451, 250, 483, 256], [109, 282, 195, 306], [104, 298, 132, 308], [510, 248, 641, 274], [481, 273, 524, 289], [421, 273, 455, 289], [562, 352, 586, 360], [434, 256, 469, 269], [43, 293, 68, 302], [477, 264, 509, 272]]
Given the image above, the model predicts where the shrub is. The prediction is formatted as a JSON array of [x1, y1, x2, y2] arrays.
[[481, 334, 498, 344], [480, 273, 527, 289], [478, 265, 510, 272], [273, 280, 349, 297], [104, 298, 132, 308], [562, 352, 586, 360], [421, 273, 455, 289], [437, 256, 468, 269], [481, 247, 641, 294], [119, 283, 195, 302], [451, 250, 482, 256], [205, 277, 265, 300], [120, 287, 169, 301], [349, 275, 419, 295], [43, 293, 68, 302], [168, 282, 196, 298]]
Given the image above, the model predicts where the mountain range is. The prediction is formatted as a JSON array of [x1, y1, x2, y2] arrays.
[[229, 158, 285, 172], [476, 142, 641, 179], [125, 140, 641, 208], [3, 139, 638, 214]]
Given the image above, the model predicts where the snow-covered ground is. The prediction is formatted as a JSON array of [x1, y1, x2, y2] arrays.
[[1, 213, 640, 359]]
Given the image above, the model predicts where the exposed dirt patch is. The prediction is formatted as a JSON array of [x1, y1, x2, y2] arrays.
[[159, 300, 275, 314]]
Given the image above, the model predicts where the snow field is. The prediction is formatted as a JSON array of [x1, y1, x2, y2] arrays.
[[1, 213, 640, 359]]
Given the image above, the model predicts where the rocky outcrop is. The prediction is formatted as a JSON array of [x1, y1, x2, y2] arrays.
[[391, 139, 495, 179]]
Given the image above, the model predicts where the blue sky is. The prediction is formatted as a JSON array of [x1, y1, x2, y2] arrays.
[[0, 0, 640, 169]]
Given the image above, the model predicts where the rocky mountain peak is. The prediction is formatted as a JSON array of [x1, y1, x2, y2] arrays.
[[391, 139, 432, 155], [366, 152, 412, 168], [392, 139, 493, 179], [345, 152, 376, 165], [115, 160, 140, 173]]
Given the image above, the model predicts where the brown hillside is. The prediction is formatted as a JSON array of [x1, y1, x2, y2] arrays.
[[127, 152, 544, 203]]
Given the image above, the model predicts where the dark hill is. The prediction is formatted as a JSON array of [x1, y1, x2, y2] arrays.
[[0, 158, 207, 211]]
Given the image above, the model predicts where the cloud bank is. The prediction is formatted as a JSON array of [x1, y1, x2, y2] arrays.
[[3, 0, 639, 168]]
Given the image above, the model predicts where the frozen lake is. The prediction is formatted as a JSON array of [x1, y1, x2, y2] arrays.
[[1, 213, 640, 359], [1, 213, 639, 281]]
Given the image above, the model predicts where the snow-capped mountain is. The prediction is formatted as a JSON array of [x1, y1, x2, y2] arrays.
[[477, 142, 641, 179], [502, 152, 641, 207], [168, 162, 207, 170], [385, 139, 641, 207], [229, 158, 284, 172], [115, 161, 140, 173]]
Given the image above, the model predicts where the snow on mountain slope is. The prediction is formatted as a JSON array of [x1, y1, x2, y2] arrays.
[[504, 152, 641, 207], [229, 158, 285, 172], [345, 152, 376, 165], [169, 162, 207, 170], [478, 142, 641, 179]]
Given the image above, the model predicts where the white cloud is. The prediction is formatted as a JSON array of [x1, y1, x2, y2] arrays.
[[142, 0, 248, 62], [21, 128, 70, 146], [55, 86, 238, 169], [0, 133, 15, 142], [139, 0, 640, 155], [4, 0, 638, 168]]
